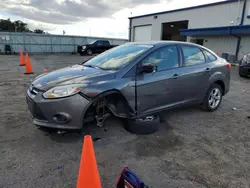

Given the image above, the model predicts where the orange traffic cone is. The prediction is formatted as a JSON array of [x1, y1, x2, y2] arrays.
[[24, 53, 34, 74], [77, 135, 102, 188], [19, 50, 25, 66]]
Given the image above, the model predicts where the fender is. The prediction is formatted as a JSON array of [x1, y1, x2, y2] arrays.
[[87, 89, 135, 118], [208, 72, 226, 85]]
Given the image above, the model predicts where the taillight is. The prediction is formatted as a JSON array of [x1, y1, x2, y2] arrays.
[[225, 63, 231, 71]]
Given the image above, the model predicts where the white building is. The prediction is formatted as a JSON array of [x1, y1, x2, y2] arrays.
[[129, 0, 250, 60]]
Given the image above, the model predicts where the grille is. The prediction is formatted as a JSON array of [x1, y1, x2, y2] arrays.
[[77, 46, 82, 51], [27, 96, 35, 117], [26, 97, 47, 121]]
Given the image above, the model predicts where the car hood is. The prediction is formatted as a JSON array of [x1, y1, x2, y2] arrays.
[[31, 64, 116, 91]]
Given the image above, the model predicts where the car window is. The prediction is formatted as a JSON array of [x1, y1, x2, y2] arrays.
[[84, 44, 153, 70], [102, 41, 109, 45], [96, 41, 103, 46], [141, 46, 179, 71], [203, 49, 217, 62], [89, 40, 97, 44], [182, 46, 206, 66]]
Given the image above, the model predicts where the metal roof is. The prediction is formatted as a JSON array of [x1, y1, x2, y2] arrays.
[[129, 0, 241, 19]]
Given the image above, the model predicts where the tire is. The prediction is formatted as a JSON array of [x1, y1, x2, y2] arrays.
[[87, 49, 93, 55], [201, 83, 223, 112], [239, 70, 245, 77], [124, 115, 160, 135], [80, 52, 84, 56]]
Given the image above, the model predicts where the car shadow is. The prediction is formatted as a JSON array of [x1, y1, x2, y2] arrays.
[[42, 105, 201, 144], [44, 116, 128, 143]]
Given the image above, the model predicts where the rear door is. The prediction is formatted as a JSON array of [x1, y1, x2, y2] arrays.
[[177, 44, 212, 102], [136, 45, 183, 114]]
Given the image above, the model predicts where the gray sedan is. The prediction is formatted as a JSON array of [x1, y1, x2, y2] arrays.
[[26, 41, 230, 130]]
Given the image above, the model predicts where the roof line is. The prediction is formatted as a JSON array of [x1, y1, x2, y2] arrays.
[[129, 0, 241, 19], [179, 25, 250, 36], [179, 24, 250, 32]]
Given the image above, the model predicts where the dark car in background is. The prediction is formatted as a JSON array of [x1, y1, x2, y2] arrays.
[[239, 53, 250, 77], [27, 41, 230, 132], [77, 40, 117, 56]]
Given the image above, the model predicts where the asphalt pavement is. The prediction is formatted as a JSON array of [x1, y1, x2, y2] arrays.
[[0, 54, 249, 188]]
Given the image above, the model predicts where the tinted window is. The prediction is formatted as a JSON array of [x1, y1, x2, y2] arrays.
[[182, 46, 206, 66], [142, 46, 179, 71], [102, 41, 109, 45], [96, 41, 103, 46], [203, 50, 217, 62], [84, 44, 153, 70]]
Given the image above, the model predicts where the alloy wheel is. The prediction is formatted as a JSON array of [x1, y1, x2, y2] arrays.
[[208, 88, 221, 109]]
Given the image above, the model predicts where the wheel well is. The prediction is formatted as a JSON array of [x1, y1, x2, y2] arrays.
[[84, 91, 133, 122], [213, 80, 225, 95], [105, 93, 133, 118]]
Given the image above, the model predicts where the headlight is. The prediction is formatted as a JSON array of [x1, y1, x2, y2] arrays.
[[240, 60, 247, 66], [43, 85, 83, 99], [82, 46, 86, 49]]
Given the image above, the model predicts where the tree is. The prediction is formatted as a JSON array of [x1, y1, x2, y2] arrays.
[[13, 20, 29, 32], [0, 19, 14, 31], [0, 18, 32, 32], [34, 29, 44, 34]]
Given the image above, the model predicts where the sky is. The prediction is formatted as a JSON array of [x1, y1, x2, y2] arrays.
[[0, 0, 225, 39]]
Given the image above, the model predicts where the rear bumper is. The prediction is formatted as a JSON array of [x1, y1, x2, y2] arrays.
[[26, 89, 92, 130]]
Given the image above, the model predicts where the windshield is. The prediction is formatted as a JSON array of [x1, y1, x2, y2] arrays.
[[84, 44, 153, 70], [242, 53, 250, 64], [89, 40, 97, 44]]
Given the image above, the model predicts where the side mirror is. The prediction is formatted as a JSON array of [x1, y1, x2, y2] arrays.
[[140, 63, 156, 74]]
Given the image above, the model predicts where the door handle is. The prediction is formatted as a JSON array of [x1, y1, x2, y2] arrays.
[[205, 68, 210, 73], [171, 74, 180, 79]]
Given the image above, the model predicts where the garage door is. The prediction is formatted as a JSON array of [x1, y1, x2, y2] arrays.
[[134, 25, 152, 42]]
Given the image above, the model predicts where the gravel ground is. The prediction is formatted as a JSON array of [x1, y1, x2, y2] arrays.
[[0, 54, 249, 188]]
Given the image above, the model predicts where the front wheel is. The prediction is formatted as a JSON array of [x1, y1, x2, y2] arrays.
[[239, 69, 245, 77], [201, 83, 223, 112], [124, 115, 160, 135], [87, 49, 93, 55]]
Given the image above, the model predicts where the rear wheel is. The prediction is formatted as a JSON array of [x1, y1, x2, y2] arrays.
[[201, 83, 223, 112]]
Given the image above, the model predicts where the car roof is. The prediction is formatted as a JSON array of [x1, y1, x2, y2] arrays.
[[124, 41, 218, 57], [126, 41, 202, 47]]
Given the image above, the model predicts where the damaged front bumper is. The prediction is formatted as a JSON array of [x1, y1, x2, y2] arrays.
[[26, 88, 92, 130]]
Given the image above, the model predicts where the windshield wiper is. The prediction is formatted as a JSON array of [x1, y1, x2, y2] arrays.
[[80, 64, 117, 71], [81, 64, 95, 68], [96, 66, 118, 71]]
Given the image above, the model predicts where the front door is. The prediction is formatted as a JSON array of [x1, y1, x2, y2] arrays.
[[136, 45, 183, 115], [95, 41, 104, 53]]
